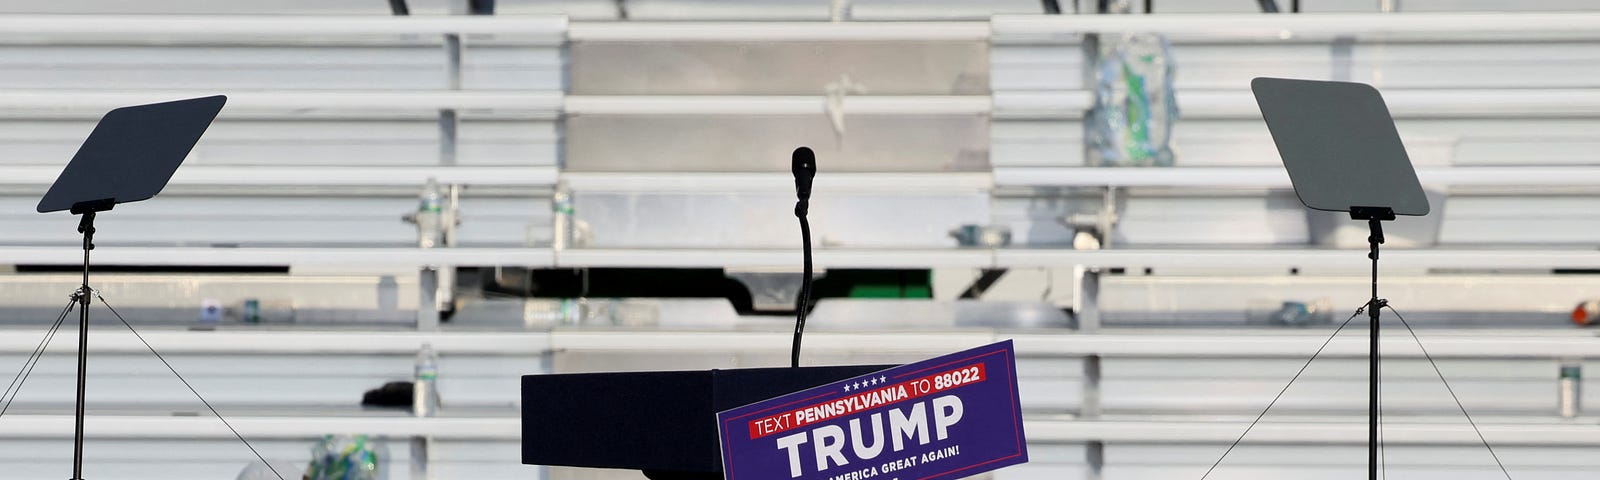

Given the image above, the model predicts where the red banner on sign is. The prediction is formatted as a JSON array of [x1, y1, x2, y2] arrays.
[[747, 363, 986, 439]]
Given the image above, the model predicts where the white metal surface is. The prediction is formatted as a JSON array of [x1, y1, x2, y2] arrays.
[[8, 329, 1586, 360], [560, 172, 992, 193], [991, 12, 1600, 40], [995, 166, 1292, 188], [994, 248, 1600, 271], [2, 414, 1596, 445], [0, 90, 564, 114], [564, 95, 991, 116], [1026, 418, 1600, 445], [995, 89, 1600, 119], [548, 330, 997, 354], [0, 15, 568, 38], [569, 21, 991, 41], [0, 330, 548, 355], [3, 166, 558, 187], [553, 248, 995, 268], [1013, 332, 1600, 359], [1179, 89, 1600, 119], [4, 246, 1596, 271], [0, 415, 519, 440], [0, 247, 554, 268], [6, 12, 1589, 41], [993, 166, 1600, 188], [551, 330, 1600, 359]]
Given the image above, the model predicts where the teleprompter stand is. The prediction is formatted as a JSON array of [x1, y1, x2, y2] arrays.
[[1252, 78, 1430, 480], [34, 95, 227, 479], [1352, 205, 1393, 480]]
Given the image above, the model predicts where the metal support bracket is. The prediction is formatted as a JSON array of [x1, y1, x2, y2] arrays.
[[1062, 186, 1121, 249]]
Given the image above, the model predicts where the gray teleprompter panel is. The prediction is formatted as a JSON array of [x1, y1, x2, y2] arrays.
[[38, 95, 226, 213], [1252, 77, 1428, 216]]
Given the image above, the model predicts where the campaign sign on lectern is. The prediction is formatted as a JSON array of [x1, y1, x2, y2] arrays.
[[718, 341, 1027, 480]]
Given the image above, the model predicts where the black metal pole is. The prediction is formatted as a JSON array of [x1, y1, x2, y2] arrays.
[[1366, 217, 1382, 480], [72, 212, 95, 480]]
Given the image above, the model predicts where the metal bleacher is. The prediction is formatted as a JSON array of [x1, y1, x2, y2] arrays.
[[1, 1, 1599, 479]]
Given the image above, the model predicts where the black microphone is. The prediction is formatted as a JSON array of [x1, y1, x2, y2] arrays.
[[792, 147, 815, 217], [790, 146, 815, 368]]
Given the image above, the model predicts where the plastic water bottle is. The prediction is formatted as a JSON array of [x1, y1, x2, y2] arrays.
[[1087, 31, 1179, 167], [306, 435, 379, 480], [1559, 362, 1581, 418], [415, 178, 444, 248], [413, 343, 440, 417], [551, 181, 574, 250]]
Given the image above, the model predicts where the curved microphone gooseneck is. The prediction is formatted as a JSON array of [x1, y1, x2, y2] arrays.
[[790, 147, 816, 368]]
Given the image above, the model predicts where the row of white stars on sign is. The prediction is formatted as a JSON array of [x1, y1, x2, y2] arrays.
[[843, 375, 890, 392]]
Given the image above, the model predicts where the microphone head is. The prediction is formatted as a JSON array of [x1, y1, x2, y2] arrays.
[[792, 146, 815, 201]]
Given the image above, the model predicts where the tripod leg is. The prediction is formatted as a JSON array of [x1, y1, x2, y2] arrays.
[[1198, 303, 1368, 480], [90, 292, 286, 480], [1386, 305, 1514, 480], [0, 298, 77, 419]]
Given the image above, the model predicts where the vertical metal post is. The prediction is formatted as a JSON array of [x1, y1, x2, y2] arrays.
[[438, 25, 459, 152], [419, 268, 441, 331], [434, 22, 463, 332], [1099, 187, 1119, 249], [410, 436, 432, 480], [1081, 30, 1101, 166], [1076, 267, 1101, 331], [1086, 440, 1105, 480], [439, 109, 459, 167], [1082, 355, 1102, 418], [440, 33, 462, 167], [828, 0, 852, 21], [437, 184, 459, 317], [1082, 353, 1103, 479], [1330, 36, 1355, 82], [1078, 259, 1105, 480]]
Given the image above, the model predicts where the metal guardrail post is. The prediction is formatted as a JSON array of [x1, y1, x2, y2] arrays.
[[410, 436, 433, 480], [419, 268, 441, 331], [1076, 266, 1102, 331], [1082, 354, 1103, 418], [416, 18, 464, 473], [436, 16, 464, 324], [1077, 264, 1105, 479], [1082, 354, 1104, 478], [440, 33, 462, 167], [1076, 264, 1104, 424], [416, 268, 441, 331], [1086, 440, 1105, 480]]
